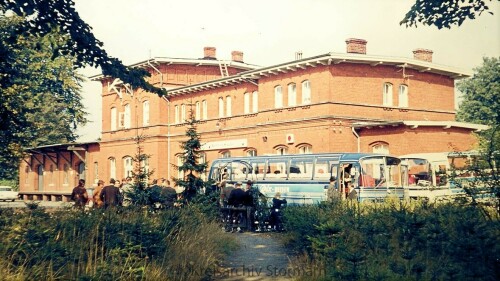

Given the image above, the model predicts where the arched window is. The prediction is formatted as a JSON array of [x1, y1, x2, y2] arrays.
[[226, 95, 232, 117], [288, 83, 296, 107], [372, 142, 390, 155], [297, 144, 312, 154], [383, 83, 393, 106], [195, 101, 201, 120], [174, 105, 180, 124], [246, 149, 257, 157], [218, 97, 224, 118], [110, 107, 117, 131], [301, 80, 311, 104], [124, 104, 131, 128], [109, 157, 116, 179], [140, 157, 149, 182], [252, 91, 259, 113], [399, 84, 408, 107], [177, 154, 184, 180], [275, 146, 288, 155], [142, 100, 150, 126], [202, 100, 208, 119], [244, 92, 250, 114], [123, 156, 133, 178], [181, 103, 186, 123], [274, 85, 283, 108]]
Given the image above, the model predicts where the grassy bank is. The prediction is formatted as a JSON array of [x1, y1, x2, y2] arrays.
[[0, 204, 236, 280]]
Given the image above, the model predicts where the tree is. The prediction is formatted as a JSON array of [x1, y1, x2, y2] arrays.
[[173, 108, 210, 202], [0, 15, 87, 179], [401, 0, 495, 29], [456, 57, 499, 217], [0, 0, 165, 97]]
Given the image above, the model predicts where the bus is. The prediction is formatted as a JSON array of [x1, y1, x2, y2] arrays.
[[208, 153, 406, 204]]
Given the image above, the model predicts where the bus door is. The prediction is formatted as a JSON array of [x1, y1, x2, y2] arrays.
[[315, 157, 340, 200]]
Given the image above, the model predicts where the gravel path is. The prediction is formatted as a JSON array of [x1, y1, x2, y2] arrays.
[[214, 232, 295, 281]]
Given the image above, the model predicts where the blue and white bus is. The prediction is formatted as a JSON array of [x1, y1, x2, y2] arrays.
[[208, 153, 406, 204]]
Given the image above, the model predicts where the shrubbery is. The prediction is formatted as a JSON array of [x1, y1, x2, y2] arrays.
[[283, 200, 499, 280], [0, 203, 235, 281]]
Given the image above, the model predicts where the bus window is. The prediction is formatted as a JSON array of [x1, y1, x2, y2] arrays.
[[386, 157, 402, 187], [229, 162, 249, 181], [290, 157, 314, 179], [266, 159, 288, 179], [249, 160, 266, 181], [360, 158, 384, 188], [314, 158, 338, 180]]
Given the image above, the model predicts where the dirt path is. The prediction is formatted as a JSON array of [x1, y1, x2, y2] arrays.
[[214, 232, 294, 281]]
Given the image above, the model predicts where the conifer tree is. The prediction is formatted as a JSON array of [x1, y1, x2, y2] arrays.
[[173, 106, 209, 202]]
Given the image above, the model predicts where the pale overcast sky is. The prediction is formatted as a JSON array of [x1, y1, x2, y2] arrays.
[[74, 0, 500, 142]]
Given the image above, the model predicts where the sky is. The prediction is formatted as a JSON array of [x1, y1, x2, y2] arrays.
[[74, 0, 500, 142]]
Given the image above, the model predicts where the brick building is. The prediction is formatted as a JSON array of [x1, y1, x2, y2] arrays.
[[18, 39, 487, 201]]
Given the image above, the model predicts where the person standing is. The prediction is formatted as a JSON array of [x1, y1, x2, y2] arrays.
[[327, 176, 339, 202], [92, 180, 105, 208], [100, 179, 121, 209], [243, 180, 254, 207], [71, 179, 88, 209]]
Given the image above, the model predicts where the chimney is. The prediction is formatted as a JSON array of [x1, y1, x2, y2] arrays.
[[345, 38, 367, 54], [231, 51, 244, 62], [413, 48, 433, 62], [203, 47, 216, 60]]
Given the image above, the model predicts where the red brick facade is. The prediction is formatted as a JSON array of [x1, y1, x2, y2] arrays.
[[19, 41, 485, 199]]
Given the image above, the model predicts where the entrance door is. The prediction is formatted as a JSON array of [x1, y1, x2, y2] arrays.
[[37, 165, 44, 191]]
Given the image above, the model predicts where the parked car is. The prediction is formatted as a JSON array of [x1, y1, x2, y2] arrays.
[[0, 186, 19, 202]]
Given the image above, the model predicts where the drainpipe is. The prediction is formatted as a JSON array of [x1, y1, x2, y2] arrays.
[[162, 95, 171, 180], [351, 127, 360, 152]]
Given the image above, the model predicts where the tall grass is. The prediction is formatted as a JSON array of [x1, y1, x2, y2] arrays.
[[283, 199, 500, 281], [0, 204, 235, 280]]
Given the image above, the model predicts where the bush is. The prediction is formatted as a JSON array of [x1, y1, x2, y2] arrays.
[[284, 200, 500, 280]]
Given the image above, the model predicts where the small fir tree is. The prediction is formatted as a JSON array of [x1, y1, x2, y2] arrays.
[[173, 107, 210, 203], [125, 134, 156, 207]]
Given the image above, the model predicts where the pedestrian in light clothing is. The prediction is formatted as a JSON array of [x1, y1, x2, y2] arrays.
[[100, 178, 121, 209], [71, 179, 88, 209]]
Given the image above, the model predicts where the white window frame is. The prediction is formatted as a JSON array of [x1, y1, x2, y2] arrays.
[[195, 101, 201, 120], [252, 91, 258, 113], [288, 83, 296, 107], [109, 157, 116, 180], [274, 85, 283, 108], [372, 143, 390, 155], [218, 97, 224, 118], [276, 147, 288, 155], [110, 107, 117, 131], [124, 104, 131, 128], [383, 83, 393, 106], [298, 145, 312, 154], [177, 155, 184, 179], [246, 149, 257, 157], [124, 156, 133, 178], [174, 105, 180, 124], [399, 84, 408, 108], [142, 100, 150, 126], [244, 92, 250, 114], [181, 104, 186, 123], [301, 80, 311, 105], [226, 95, 232, 117], [202, 100, 208, 119]]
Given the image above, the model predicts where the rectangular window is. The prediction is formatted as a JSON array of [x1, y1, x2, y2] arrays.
[[181, 104, 186, 123], [174, 105, 179, 124], [301, 80, 311, 104], [226, 96, 232, 117], [202, 100, 208, 119], [110, 107, 117, 131], [118, 112, 125, 128], [274, 86, 283, 108], [383, 83, 393, 106], [110, 158, 116, 179], [195, 101, 201, 120], [252, 91, 258, 113], [124, 157, 133, 178], [244, 92, 250, 114], [94, 162, 99, 183], [265, 159, 288, 179], [143, 101, 150, 126], [290, 157, 314, 179], [288, 83, 296, 107]]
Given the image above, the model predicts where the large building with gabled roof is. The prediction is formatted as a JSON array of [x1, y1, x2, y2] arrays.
[[18, 39, 487, 201]]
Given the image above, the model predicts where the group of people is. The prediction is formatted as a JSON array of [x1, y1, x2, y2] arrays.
[[70, 177, 178, 210]]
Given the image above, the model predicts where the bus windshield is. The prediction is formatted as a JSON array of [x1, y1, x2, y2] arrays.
[[359, 156, 402, 188]]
